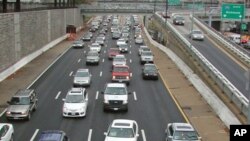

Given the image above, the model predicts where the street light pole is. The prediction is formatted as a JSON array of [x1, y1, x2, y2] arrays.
[[165, 0, 168, 24], [191, 0, 194, 32], [154, 0, 156, 13]]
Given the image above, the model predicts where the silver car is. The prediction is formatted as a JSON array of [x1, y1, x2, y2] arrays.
[[138, 46, 151, 55], [189, 30, 204, 41], [72, 40, 85, 48], [140, 51, 154, 64], [165, 123, 201, 141], [86, 51, 100, 65], [89, 43, 101, 53], [73, 69, 92, 87], [112, 55, 127, 66]]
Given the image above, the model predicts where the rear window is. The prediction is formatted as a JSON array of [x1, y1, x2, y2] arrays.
[[39, 132, 62, 141]]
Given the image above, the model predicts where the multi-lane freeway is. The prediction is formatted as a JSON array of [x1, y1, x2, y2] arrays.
[[0, 15, 186, 141]]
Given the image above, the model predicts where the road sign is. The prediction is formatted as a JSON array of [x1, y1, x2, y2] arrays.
[[221, 3, 245, 20], [168, 0, 180, 5], [241, 23, 247, 30]]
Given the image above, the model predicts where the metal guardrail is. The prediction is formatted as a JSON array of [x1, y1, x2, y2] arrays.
[[193, 16, 250, 65], [153, 13, 249, 117], [80, 8, 154, 14]]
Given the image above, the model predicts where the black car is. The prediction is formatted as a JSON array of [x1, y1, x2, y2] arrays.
[[173, 16, 185, 25], [142, 63, 158, 80]]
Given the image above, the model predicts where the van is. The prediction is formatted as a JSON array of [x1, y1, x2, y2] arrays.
[[228, 34, 241, 44]]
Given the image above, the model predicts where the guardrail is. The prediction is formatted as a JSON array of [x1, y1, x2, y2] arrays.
[[153, 13, 249, 117], [193, 16, 250, 65], [80, 8, 154, 14]]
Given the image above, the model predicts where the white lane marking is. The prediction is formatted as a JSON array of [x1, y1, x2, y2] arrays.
[[78, 59, 81, 63], [0, 109, 7, 117], [69, 71, 73, 76], [55, 91, 61, 100], [96, 91, 99, 100], [133, 91, 137, 101], [130, 45, 132, 48], [130, 73, 132, 77], [87, 129, 93, 141], [141, 129, 147, 141], [100, 71, 102, 77], [104, 50, 106, 53], [130, 51, 132, 54], [27, 47, 72, 88], [130, 59, 132, 63], [84, 50, 86, 54], [30, 129, 39, 141], [102, 59, 105, 62]]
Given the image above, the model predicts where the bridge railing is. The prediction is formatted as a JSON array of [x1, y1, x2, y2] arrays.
[[80, 8, 154, 14], [153, 12, 249, 117]]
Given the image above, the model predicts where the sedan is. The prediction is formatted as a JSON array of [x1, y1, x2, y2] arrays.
[[62, 88, 88, 117], [117, 39, 126, 47], [73, 68, 92, 87], [135, 36, 144, 44], [189, 30, 204, 41], [118, 44, 129, 53], [72, 40, 85, 48], [142, 63, 158, 80], [89, 43, 101, 53], [96, 37, 105, 46], [0, 123, 14, 141], [86, 51, 100, 65], [104, 119, 139, 141], [113, 55, 127, 66]]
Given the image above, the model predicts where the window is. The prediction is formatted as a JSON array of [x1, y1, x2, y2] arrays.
[[0, 125, 9, 138], [169, 125, 173, 136]]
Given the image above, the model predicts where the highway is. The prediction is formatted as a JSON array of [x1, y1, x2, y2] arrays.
[[168, 15, 250, 97], [0, 16, 186, 141]]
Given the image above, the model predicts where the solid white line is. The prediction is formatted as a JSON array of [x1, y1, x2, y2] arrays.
[[30, 129, 39, 141], [102, 59, 105, 62], [69, 71, 73, 76], [130, 59, 132, 63], [141, 129, 147, 141], [87, 129, 93, 141], [0, 109, 7, 117], [133, 91, 137, 101], [96, 91, 99, 100], [55, 91, 61, 100], [100, 71, 102, 77], [27, 47, 72, 89], [78, 59, 81, 63]]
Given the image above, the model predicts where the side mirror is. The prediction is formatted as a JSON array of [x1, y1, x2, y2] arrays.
[[104, 132, 107, 136], [7, 101, 10, 104], [101, 91, 104, 94], [128, 92, 132, 95]]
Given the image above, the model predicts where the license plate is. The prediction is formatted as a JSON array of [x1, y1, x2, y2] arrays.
[[113, 108, 118, 111], [119, 80, 122, 82]]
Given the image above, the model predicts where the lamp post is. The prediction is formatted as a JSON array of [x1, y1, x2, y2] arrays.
[[191, 0, 194, 32], [154, 0, 156, 13], [165, 0, 168, 24]]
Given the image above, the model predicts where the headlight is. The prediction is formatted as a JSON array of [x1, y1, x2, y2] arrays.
[[145, 73, 149, 76], [123, 100, 128, 104], [104, 100, 109, 104], [6, 111, 11, 115], [126, 76, 129, 79], [112, 76, 116, 79], [63, 107, 68, 111], [21, 111, 27, 115], [79, 107, 84, 112]]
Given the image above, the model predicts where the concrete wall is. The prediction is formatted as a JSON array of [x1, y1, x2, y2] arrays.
[[0, 8, 83, 81]]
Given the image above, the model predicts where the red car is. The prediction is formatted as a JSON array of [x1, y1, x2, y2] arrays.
[[108, 48, 120, 60], [112, 65, 131, 85]]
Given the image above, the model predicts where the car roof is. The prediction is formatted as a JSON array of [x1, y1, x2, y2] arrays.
[[39, 130, 65, 141], [77, 68, 89, 73], [0, 123, 12, 128], [106, 83, 126, 87], [172, 123, 195, 132], [68, 88, 85, 95], [144, 63, 156, 67], [14, 89, 34, 97], [113, 65, 129, 68], [112, 119, 135, 128]]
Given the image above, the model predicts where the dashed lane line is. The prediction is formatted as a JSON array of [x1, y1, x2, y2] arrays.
[[87, 129, 93, 141], [100, 71, 103, 77], [102, 59, 105, 63], [69, 71, 73, 76], [96, 91, 99, 100], [78, 59, 81, 63], [133, 91, 137, 101], [55, 91, 62, 100], [141, 129, 147, 141], [30, 129, 39, 141]]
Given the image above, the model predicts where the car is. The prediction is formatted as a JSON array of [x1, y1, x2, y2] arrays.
[[103, 22, 108, 26], [135, 36, 143, 44], [165, 123, 202, 141], [82, 32, 92, 41], [6, 89, 38, 120], [102, 83, 130, 111], [138, 46, 150, 55], [118, 44, 129, 53], [95, 37, 105, 46], [89, 43, 101, 53], [86, 51, 100, 65], [62, 87, 88, 117], [112, 31, 121, 39], [104, 119, 139, 141], [0, 123, 14, 141], [100, 29, 106, 35], [38, 130, 69, 141], [98, 34, 106, 41], [140, 51, 154, 64], [71, 40, 85, 48], [89, 26, 96, 32], [116, 38, 126, 47], [162, 11, 171, 18], [108, 48, 120, 60], [112, 65, 131, 85], [73, 68, 92, 87], [113, 55, 127, 66], [189, 30, 204, 41], [242, 40, 250, 49], [173, 15, 185, 25], [142, 63, 158, 80]]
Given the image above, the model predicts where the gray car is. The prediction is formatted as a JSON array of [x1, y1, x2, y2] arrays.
[[86, 51, 100, 65], [73, 69, 92, 87], [140, 51, 154, 64], [72, 40, 85, 48], [189, 30, 204, 41], [6, 89, 38, 120]]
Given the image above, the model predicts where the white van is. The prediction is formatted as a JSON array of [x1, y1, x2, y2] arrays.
[[228, 34, 241, 44]]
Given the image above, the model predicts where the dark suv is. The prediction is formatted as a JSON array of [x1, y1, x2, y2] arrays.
[[38, 130, 69, 141], [6, 89, 38, 120]]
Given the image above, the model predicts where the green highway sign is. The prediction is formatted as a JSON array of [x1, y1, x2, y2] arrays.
[[241, 23, 247, 30], [168, 0, 180, 5], [221, 3, 245, 20]]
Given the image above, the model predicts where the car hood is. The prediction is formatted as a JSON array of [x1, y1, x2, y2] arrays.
[[112, 71, 129, 76], [87, 56, 99, 60], [74, 77, 90, 81], [105, 136, 136, 141], [64, 102, 86, 110], [104, 94, 128, 101], [7, 105, 29, 113], [144, 70, 157, 74]]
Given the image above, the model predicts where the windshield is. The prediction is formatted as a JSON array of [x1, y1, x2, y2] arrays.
[[96, 37, 103, 41], [74, 41, 82, 44], [10, 97, 30, 105], [108, 127, 134, 138], [65, 94, 84, 103], [114, 58, 126, 62], [145, 65, 157, 71], [88, 52, 98, 56], [91, 44, 100, 48], [142, 52, 152, 56], [119, 45, 128, 48], [105, 87, 126, 95], [114, 67, 128, 72], [173, 131, 198, 140], [193, 31, 202, 34], [75, 71, 89, 77]]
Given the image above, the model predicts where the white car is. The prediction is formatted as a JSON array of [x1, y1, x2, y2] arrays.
[[89, 43, 101, 53], [135, 36, 143, 44], [117, 39, 126, 47], [63, 88, 88, 117], [113, 55, 127, 66], [104, 119, 139, 141], [0, 123, 14, 141], [189, 30, 204, 41]]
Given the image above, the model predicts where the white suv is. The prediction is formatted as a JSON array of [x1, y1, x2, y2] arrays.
[[102, 83, 130, 112], [62, 88, 88, 117], [104, 119, 139, 141], [165, 123, 201, 141]]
